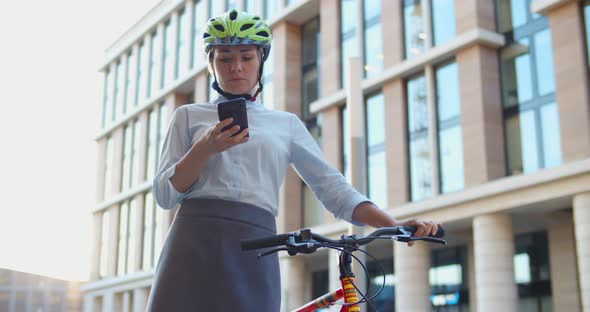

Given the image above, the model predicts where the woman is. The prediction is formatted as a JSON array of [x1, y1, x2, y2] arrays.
[[146, 9, 441, 311]]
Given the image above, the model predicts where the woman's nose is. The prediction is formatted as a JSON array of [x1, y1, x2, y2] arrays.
[[231, 61, 242, 73]]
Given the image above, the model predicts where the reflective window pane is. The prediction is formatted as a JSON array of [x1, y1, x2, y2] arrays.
[[136, 42, 147, 105], [534, 29, 555, 96], [364, 23, 383, 77], [403, 0, 425, 59], [431, 0, 456, 46], [409, 136, 431, 200], [436, 62, 460, 120], [210, 0, 224, 16], [341, 0, 357, 34], [501, 39, 533, 108], [407, 75, 428, 133], [162, 21, 172, 88], [117, 202, 129, 275], [439, 126, 464, 193], [127, 199, 138, 273], [148, 31, 160, 97], [192, 0, 206, 67], [540, 103, 561, 168], [366, 93, 386, 208], [407, 74, 431, 200], [341, 36, 358, 88], [143, 193, 155, 270], [585, 4, 590, 66], [264, 0, 278, 20], [177, 10, 187, 78]]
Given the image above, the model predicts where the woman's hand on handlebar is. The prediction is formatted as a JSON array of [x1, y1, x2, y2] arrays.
[[395, 218, 443, 247]]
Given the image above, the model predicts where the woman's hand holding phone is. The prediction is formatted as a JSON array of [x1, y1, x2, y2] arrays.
[[196, 117, 249, 154]]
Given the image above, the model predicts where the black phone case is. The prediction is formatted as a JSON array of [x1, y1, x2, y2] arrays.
[[217, 98, 249, 137]]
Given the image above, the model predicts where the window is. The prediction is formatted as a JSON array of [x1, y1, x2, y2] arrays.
[[367, 257, 395, 311], [363, 0, 383, 77], [264, 0, 278, 20], [226, 0, 237, 10], [261, 48, 274, 108], [177, 10, 187, 79], [246, 0, 260, 15], [146, 109, 158, 179], [102, 70, 111, 128], [142, 192, 155, 270], [148, 31, 160, 98], [104, 136, 114, 199], [162, 20, 173, 88], [210, 0, 224, 17], [301, 18, 323, 228], [125, 50, 135, 111], [131, 120, 140, 188], [407, 74, 431, 201], [113, 61, 123, 121], [341, 106, 350, 182], [117, 201, 129, 276], [301, 17, 321, 119], [436, 61, 463, 193], [513, 231, 552, 311], [192, 0, 206, 68], [208, 73, 216, 102], [429, 246, 469, 311], [121, 124, 133, 191], [431, 0, 456, 46], [136, 42, 147, 106], [498, 1, 560, 175], [366, 93, 387, 208], [99, 209, 110, 278], [340, 0, 358, 88], [127, 199, 138, 273], [403, 0, 425, 59]]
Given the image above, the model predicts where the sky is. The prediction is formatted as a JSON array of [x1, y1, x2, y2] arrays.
[[0, 0, 161, 281]]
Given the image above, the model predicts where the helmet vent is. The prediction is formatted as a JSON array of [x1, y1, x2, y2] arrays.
[[253, 16, 261, 20], [229, 10, 238, 20], [203, 33, 211, 38], [214, 24, 225, 32], [240, 23, 254, 31], [256, 31, 269, 37]]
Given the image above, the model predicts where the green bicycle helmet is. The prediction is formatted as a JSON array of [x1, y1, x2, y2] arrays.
[[203, 9, 272, 62]]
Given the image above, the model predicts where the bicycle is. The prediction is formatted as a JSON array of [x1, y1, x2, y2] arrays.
[[241, 226, 447, 312]]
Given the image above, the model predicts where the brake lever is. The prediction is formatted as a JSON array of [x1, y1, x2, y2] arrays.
[[257, 247, 289, 259], [394, 235, 447, 245]]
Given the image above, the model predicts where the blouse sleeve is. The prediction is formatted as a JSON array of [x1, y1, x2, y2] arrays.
[[152, 106, 192, 209], [288, 114, 372, 226]]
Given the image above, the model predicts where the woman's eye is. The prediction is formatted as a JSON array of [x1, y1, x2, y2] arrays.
[[221, 58, 232, 62], [243, 57, 253, 62]]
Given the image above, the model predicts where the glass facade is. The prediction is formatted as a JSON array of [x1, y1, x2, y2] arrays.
[[177, 9, 187, 79], [148, 31, 160, 98], [513, 231, 552, 311], [136, 42, 147, 106], [262, 48, 274, 108], [162, 20, 173, 88], [124, 51, 134, 113], [431, 0, 456, 46], [429, 246, 469, 311], [104, 137, 113, 199], [192, 0, 206, 68], [436, 61, 464, 193], [301, 17, 324, 228], [366, 92, 387, 208], [246, 0, 260, 15], [367, 257, 394, 311], [146, 109, 158, 179], [142, 192, 155, 270], [122, 124, 133, 191], [499, 0, 561, 175], [403, 0, 425, 59], [131, 119, 140, 188], [102, 70, 110, 128], [340, 0, 358, 88], [264, 0, 278, 20], [113, 61, 122, 122], [99, 209, 110, 278], [407, 74, 431, 201], [117, 201, 129, 276], [210, 0, 224, 17], [363, 0, 383, 77]]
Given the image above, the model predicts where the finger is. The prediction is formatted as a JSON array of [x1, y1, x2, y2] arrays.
[[431, 223, 439, 236], [214, 118, 234, 134], [414, 221, 426, 237], [407, 241, 414, 247], [231, 128, 249, 143], [220, 125, 241, 139]]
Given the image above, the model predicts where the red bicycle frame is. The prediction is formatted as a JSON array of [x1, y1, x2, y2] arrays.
[[292, 276, 360, 312]]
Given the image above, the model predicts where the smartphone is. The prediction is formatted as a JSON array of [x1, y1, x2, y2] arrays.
[[217, 98, 249, 138]]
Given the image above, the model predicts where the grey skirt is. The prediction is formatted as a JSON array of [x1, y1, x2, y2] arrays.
[[145, 198, 280, 312]]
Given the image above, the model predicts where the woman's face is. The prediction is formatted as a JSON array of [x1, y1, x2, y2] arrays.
[[211, 45, 261, 95]]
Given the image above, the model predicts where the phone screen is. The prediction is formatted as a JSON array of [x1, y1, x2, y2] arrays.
[[217, 98, 249, 137]]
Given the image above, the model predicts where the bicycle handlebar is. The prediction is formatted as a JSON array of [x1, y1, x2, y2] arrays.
[[241, 226, 445, 251]]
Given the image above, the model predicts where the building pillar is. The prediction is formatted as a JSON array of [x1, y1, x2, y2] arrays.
[[574, 193, 590, 311], [273, 21, 302, 233], [467, 239, 477, 312], [90, 213, 102, 280], [473, 214, 517, 312], [107, 205, 120, 277], [133, 194, 145, 272], [455, 0, 496, 34], [457, 44, 505, 186], [544, 1, 590, 162], [381, 0, 403, 67], [394, 242, 431, 312], [383, 79, 409, 207], [547, 211, 581, 312], [319, 106, 341, 224], [102, 293, 114, 312], [281, 256, 307, 310], [132, 288, 149, 312], [320, 0, 341, 95], [194, 71, 209, 103]]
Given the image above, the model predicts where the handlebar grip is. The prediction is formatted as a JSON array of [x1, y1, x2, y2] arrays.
[[240, 233, 290, 251], [403, 226, 445, 238]]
